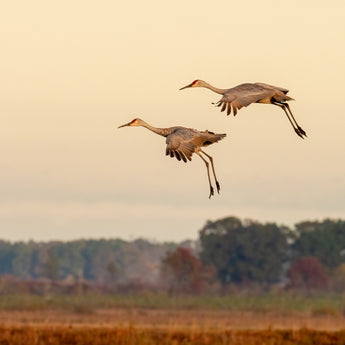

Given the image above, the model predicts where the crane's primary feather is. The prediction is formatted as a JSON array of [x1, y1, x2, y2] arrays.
[[165, 128, 226, 162], [215, 83, 293, 116]]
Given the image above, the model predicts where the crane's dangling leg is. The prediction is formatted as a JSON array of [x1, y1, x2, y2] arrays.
[[196, 151, 214, 199], [284, 102, 307, 137], [200, 149, 221, 194], [273, 102, 306, 139]]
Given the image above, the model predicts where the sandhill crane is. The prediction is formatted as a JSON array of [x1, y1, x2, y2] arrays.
[[118, 118, 226, 198], [180, 80, 307, 139]]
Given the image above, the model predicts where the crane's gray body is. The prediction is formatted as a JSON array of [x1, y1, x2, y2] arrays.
[[118, 118, 226, 198], [165, 126, 226, 163], [217, 82, 293, 115], [180, 79, 306, 138]]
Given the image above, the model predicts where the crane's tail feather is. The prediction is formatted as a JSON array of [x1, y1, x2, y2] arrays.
[[217, 133, 227, 142]]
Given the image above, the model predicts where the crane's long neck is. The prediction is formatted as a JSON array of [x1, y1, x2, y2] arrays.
[[140, 121, 172, 137], [200, 81, 227, 95]]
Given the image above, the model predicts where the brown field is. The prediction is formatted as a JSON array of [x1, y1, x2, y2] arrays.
[[1, 308, 345, 330], [1, 325, 345, 345], [0, 308, 345, 344]]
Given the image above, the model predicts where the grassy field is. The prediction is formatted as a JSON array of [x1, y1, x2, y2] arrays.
[[0, 291, 344, 314], [1, 308, 345, 344], [0, 293, 344, 344], [1, 308, 345, 330]]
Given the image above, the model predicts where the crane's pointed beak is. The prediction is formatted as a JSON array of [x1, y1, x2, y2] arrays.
[[179, 83, 193, 90], [118, 121, 131, 128]]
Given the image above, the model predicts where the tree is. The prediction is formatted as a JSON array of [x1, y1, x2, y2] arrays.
[[330, 263, 345, 292], [199, 216, 289, 285], [293, 219, 345, 268], [81, 239, 122, 283], [11, 242, 36, 278], [50, 241, 86, 279], [105, 261, 120, 285], [288, 256, 328, 290], [42, 250, 59, 281], [0, 240, 14, 274], [160, 247, 214, 294]]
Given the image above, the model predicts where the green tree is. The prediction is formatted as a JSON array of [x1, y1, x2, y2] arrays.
[[50, 241, 85, 279], [106, 261, 120, 284], [293, 219, 345, 268], [330, 263, 345, 292], [42, 250, 59, 281], [11, 242, 36, 278], [199, 216, 289, 285], [81, 239, 123, 283], [0, 240, 14, 274]]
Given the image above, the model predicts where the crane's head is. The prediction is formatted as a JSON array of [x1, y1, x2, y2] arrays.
[[179, 79, 204, 90], [118, 118, 144, 128]]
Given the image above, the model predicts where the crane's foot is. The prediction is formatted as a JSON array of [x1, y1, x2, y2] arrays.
[[216, 181, 220, 194], [298, 126, 307, 137], [209, 186, 214, 199], [295, 127, 306, 139]]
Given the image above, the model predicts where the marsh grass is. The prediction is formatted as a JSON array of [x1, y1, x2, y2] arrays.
[[0, 292, 344, 315]]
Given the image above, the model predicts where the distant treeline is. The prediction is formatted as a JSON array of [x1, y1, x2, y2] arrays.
[[1, 217, 345, 293], [0, 238, 186, 284]]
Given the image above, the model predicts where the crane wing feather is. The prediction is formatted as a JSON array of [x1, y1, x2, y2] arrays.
[[226, 102, 231, 115], [174, 150, 181, 161], [255, 82, 289, 94], [177, 150, 188, 163], [166, 128, 225, 162], [216, 83, 286, 116]]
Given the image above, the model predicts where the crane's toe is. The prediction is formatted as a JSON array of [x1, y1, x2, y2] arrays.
[[295, 128, 305, 139], [216, 181, 220, 194], [298, 126, 307, 137], [208, 186, 214, 199]]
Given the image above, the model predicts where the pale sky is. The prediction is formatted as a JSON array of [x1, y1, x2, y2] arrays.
[[1, 1, 345, 242]]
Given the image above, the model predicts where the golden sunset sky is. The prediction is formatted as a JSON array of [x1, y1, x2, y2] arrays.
[[1, 1, 345, 241]]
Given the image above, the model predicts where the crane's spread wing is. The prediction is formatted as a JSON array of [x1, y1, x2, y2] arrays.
[[165, 128, 211, 163], [215, 83, 289, 116], [255, 82, 289, 94]]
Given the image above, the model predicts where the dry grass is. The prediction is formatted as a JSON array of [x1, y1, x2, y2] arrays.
[[0, 308, 344, 330], [0, 325, 345, 345], [0, 308, 344, 344]]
